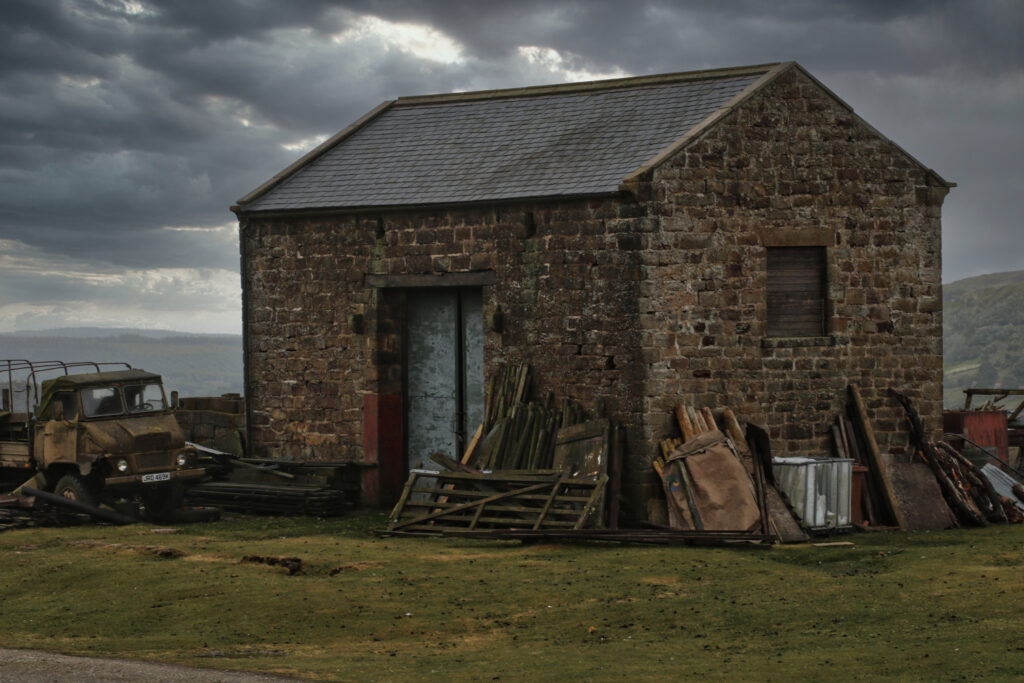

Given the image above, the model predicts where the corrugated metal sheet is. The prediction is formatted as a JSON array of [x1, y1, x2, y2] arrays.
[[980, 464, 1024, 512]]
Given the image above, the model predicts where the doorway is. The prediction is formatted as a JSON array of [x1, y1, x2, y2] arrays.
[[405, 288, 484, 472]]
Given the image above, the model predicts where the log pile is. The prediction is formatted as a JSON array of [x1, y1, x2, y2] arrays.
[[890, 388, 1014, 527]]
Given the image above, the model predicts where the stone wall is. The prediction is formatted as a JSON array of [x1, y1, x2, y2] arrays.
[[174, 394, 246, 455], [630, 67, 945, 505], [240, 200, 649, 512]]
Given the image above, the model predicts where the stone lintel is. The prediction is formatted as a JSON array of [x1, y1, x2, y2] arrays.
[[364, 271, 498, 288], [759, 227, 834, 247]]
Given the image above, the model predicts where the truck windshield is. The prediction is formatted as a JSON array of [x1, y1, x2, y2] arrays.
[[124, 383, 166, 414], [81, 386, 124, 417]]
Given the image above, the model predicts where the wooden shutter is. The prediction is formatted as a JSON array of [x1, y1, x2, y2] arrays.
[[766, 246, 826, 337]]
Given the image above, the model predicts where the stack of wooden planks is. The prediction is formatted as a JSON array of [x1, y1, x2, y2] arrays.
[[470, 364, 587, 471], [830, 384, 903, 528]]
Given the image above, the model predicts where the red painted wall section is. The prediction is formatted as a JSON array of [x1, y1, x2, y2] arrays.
[[362, 392, 404, 507], [943, 411, 1009, 464]]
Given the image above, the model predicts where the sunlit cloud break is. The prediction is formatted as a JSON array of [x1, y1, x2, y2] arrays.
[[333, 15, 465, 64], [517, 46, 629, 82]]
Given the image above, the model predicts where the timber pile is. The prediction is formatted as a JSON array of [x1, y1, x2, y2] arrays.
[[651, 403, 773, 542], [185, 446, 362, 516], [470, 364, 587, 470], [185, 481, 349, 516], [385, 364, 623, 537], [830, 384, 903, 528], [891, 389, 1018, 527]]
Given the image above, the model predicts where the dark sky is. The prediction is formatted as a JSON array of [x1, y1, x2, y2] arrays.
[[1, 0, 1021, 333]]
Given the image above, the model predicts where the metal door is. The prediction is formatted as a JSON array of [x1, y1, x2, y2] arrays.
[[406, 288, 483, 472]]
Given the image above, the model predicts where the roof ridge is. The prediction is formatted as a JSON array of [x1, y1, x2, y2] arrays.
[[394, 62, 782, 106]]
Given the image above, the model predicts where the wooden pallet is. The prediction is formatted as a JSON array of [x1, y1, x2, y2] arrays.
[[384, 471, 607, 535]]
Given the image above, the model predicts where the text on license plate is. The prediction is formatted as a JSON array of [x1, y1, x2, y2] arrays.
[[142, 472, 171, 483]]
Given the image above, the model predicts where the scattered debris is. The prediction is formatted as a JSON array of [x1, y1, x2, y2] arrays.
[[0, 492, 65, 531], [891, 388, 1020, 528], [438, 528, 771, 546], [184, 443, 360, 516], [746, 423, 810, 543], [471, 364, 591, 471], [22, 486, 138, 526], [241, 555, 304, 575], [383, 364, 628, 541]]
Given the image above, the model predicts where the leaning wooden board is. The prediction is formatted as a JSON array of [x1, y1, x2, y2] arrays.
[[849, 384, 905, 529], [552, 419, 611, 528]]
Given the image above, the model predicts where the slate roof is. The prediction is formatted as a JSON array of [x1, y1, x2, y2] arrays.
[[238, 64, 784, 212]]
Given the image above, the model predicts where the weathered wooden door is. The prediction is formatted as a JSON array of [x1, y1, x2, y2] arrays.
[[406, 288, 483, 472]]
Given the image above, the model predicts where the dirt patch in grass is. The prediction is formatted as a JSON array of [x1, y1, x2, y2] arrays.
[[66, 539, 184, 559], [416, 552, 509, 562], [183, 553, 234, 563], [328, 561, 384, 574]]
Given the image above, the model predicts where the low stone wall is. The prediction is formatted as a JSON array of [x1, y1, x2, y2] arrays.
[[174, 394, 246, 456]]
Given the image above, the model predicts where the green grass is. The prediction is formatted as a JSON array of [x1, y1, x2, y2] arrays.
[[1, 513, 1023, 681]]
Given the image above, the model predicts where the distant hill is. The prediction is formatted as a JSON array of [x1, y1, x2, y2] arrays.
[[943, 270, 1024, 408], [4, 278, 1020, 410], [0, 329, 243, 399], [7, 327, 200, 339]]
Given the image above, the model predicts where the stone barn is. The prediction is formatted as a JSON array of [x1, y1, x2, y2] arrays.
[[232, 62, 951, 518]]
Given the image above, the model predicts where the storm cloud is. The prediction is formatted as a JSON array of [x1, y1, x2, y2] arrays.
[[0, 0, 1021, 332]]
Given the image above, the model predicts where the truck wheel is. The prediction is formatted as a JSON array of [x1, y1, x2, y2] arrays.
[[54, 473, 99, 508]]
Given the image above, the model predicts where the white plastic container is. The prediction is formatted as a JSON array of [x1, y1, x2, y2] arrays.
[[772, 457, 853, 530]]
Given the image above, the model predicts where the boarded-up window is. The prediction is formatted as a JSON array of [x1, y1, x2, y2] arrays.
[[766, 246, 826, 337]]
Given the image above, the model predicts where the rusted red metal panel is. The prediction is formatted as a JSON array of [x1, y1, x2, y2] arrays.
[[943, 410, 1009, 463], [362, 393, 403, 507]]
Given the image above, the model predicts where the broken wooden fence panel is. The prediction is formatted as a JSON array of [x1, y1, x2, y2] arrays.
[[385, 471, 607, 535]]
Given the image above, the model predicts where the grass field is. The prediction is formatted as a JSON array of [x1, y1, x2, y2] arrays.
[[1, 512, 1022, 681]]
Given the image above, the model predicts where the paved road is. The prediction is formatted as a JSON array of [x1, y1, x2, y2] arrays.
[[0, 648, 304, 682]]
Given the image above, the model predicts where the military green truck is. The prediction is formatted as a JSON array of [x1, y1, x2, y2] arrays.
[[0, 360, 205, 517]]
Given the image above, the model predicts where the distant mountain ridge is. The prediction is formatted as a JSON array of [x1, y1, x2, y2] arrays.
[[943, 269, 1024, 408], [7, 327, 234, 339], [0, 329, 243, 398], [4, 274, 1020, 409]]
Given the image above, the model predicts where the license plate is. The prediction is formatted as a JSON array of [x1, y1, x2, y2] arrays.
[[142, 472, 171, 483]]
